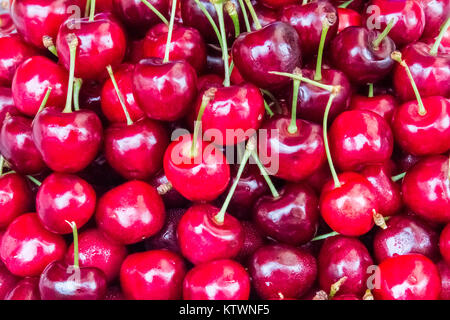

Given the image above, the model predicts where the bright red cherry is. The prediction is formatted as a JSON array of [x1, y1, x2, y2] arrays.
[[350, 94, 397, 123], [5, 277, 40, 300], [337, 8, 361, 33], [120, 250, 186, 300], [183, 259, 250, 300], [0, 172, 32, 228], [0, 87, 19, 126], [440, 224, 450, 265], [421, 0, 450, 38]]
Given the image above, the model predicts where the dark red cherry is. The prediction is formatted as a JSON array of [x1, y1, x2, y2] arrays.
[[337, 8, 361, 33], [373, 254, 441, 300], [0, 114, 46, 174], [10, 0, 87, 48], [0, 34, 36, 86], [12, 56, 68, 117], [197, 74, 223, 92], [145, 208, 184, 254], [232, 21, 302, 89], [438, 260, 450, 300], [440, 224, 450, 265], [421, 0, 450, 38], [163, 134, 230, 202], [5, 277, 40, 300], [252, 3, 279, 30], [253, 183, 319, 246], [0, 262, 18, 299], [32, 107, 103, 173], [183, 259, 250, 300], [373, 214, 439, 263], [177, 203, 244, 265], [0, 213, 67, 277], [105, 286, 125, 300], [114, 0, 169, 33], [402, 155, 450, 223], [96, 180, 165, 244], [57, 13, 127, 80], [250, 244, 317, 299], [0, 87, 19, 126], [36, 173, 96, 234], [149, 170, 188, 209], [132, 58, 197, 121], [143, 22, 206, 71], [318, 236, 373, 296], [349, 94, 397, 123], [120, 250, 186, 300], [0, 172, 32, 228], [259, 0, 297, 9], [236, 221, 265, 262]]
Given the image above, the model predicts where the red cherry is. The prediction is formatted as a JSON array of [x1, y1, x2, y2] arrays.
[[5, 277, 40, 300], [0, 87, 20, 126], [349, 94, 397, 123], [183, 259, 250, 300], [149, 170, 188, 209], [0, 262, 18, 299], [0, 12, 15, 34], [197, 73, 223, 92], [421, 0, 450, 38], [437, 260, 450, 300], [373, 254, 441, 300], [236, 220, 265, 262], [440, 224, 450, 265], [114, 0, 169, 33], [0, 172, 32, 228], [337, 8, 361, 33], [120, 250, 186, 300], [145, 208, 184, 254], [259, 0, 297, 9], [0, 213, 67, 277]]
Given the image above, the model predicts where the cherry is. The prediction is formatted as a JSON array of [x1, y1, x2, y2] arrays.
[[373, 254, 441, 300], [236, 220, 264, 262], [253, 183, 319, 246], [96, 180, 165, 244], [0, 87, 19, 126], [12, 56, 68, 117], [421, 0, 450, 38], [10, 0, 87, 48], [349, 93, 397, 123], [249, 244, 317, 299], [0, 213, 66, 277], [0, 11, 15, 34], [437, 260, 450, 300], [337, 7, 361, 33], [329, 110, 393, 172], [65, 228, 127, 282], [145, 208, 184, 254], [0, 172, 32, 228], [120, 249, 186, 300], [251, 2, 279, 30], [0, 34, 36, 86], [149, 170, 188, 208], [5, 277, 40, 300], [232, 21, 302, 89], [163, 133, 230, 202], [177, 203, 244, 264], [0, 262, 18, 299], [183, 259, 250, 300], [259, 0, 297, 9], [197, 73, 224, 92], [373, 214, 439, 263], [440, 224, 450, 265], [114, 0, 169, 33]]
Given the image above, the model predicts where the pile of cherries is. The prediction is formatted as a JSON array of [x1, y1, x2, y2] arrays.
[[0, 0, 449, 300]]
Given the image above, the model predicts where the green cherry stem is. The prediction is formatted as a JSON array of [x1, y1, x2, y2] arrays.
[[140, 0, 169, 25], [264, 100, 274, 117], [106, 65, 133, 126], [85, 0, 91, 17], [368, 83, 374, 98], [261, 89, 281, 114], [237, 0, 251, 32], [323, 87, 341, 188], [430, 17, 450, 56], [89, 0, 96, 21], [26, 175, 41, 187], [191, 88, 216, 157], [329, 277, 347, 299], [163, 0, 177, 63], [42, 36, 58, 57], [225, 1, 240, 37], [211, 0, 231, 87], [391, 172, 406, 182], [65, 220, 79, 268], [372, 18, 395, 49], [302, 0, 308, 5], [312, 231, 339, 241], [288, 68, 302, 134], [37, 87, 52, 115], [338, 0, 354, 8], [391, 51, 426, 116], [0, 155, 4, 177], [269, 71, 336, 92], [314, 14, 336, 82], [73, 78, 82, 112], [195, 0, 223, 50], [63, 34, 78, 114], [251, 150, 280, 199], [244, 0, 261, 30]]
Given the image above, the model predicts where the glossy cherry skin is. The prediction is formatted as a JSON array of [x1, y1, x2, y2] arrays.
[[143, 23, 206, 72], [392, 96, 450, 156], [39, 261, 107, 300], [149, 170, 188, 209], [236, 221, 265, 262], [96, 180, 165, 244], [232, 21, 302, 90], [259, 116, 326, 182], [349, 94, 397, 123], [10, 0, 87, 48], [360, 164, 402, 217], [101, 64, 144, 123], [0, 34, 36, 86], [0, 213, 67, 277], [421, 0, 450, 38], [402, 155, 450, 223], [163, 134, 230, 202], [36, 173, 96, 234], [177, 204, 244, 265], [32, 107, 103, 173], [438, 260, 450, 300], [280, 1, 338, 58], [0, 12, 15, 35], [393, 43, 450, 102], [330, 26, 395, 84], [337, 8, 361, 33], [192, 83, 265, 146], [373, 254, 441, 300], [0, 262, 18, 299], [133, 58, 197, 121], [440, 224, 450, 265], [252, 3, 279, 30], [320, 172, 378, 236], [197, 74, 223, 92], [183, 259, 250, 300], [104, 118, 169, 180], [120, 250, 186, 300], [253, 183, 319, 246], [249, 244, 317, 299], [5, 277, 40, 300], [0, 172, 32, 228], [145, 208, 184, 254], [114, 0, 169, 33], [318, 236, 373, 296], [11, 56, 68, 117], [259, 0, 297, 8], [0, 87, 19, 126], [362, 0, 425, 48], [374, 215, 439, 263]]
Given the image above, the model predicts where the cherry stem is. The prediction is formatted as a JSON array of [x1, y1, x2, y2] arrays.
[[26, 175, 41, 187], [106, 65, 133, 126], [73, 78, 82, 112], [42, 36, 58, 57], [89, 0, 96, 21], [314, 15, 335, 82], [323, 88, 341, 188], [63, 34, 78, 114], [195, 0, 223, 50], [237, 0, 251, 32], [157, 182, 173, 195], [269, 71, 336, 92], [338, 0, 353, 8], [302, 0, 308, 5], [329, 277, 347, 299], [37, 87, 52, 115], [85, 0, 91, 17], [363, 289, 374, 300], [373, 209, 387, 229], [312, 231, 339, 241], [251, 150, 280, 198], [261, 89, 281, 114], [288, 68, 302, 134], [211, 1, 231, 87], [215, 137, 256, 224], [163, 0, 177, 63], [430, 17, 450, 56], [264, 100, 274, 117], [140, 0, 169, 25], [244, 0, 261, 30], [225, 1, 240, 37], [391, 172, 406, 182], [372, 18, 395, 49], [0, 155, 4, 177], [391, 51, 426, 116], [368, 83, 374, 98], [65, 221, 79, 268], [191, 88, 216, 158]]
